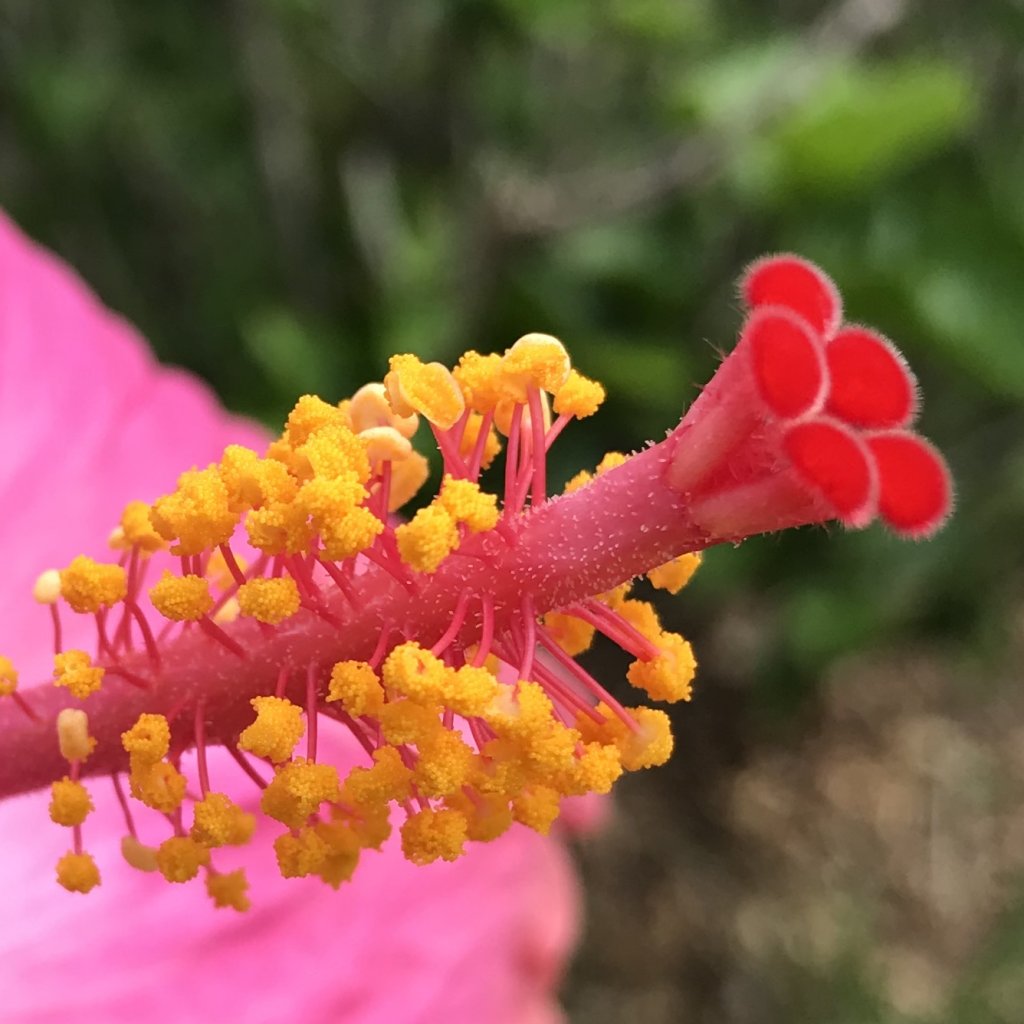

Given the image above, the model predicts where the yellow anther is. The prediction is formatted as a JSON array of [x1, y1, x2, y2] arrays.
[[59, 555, 127, 613], [319, 505, 384, 561], [206, 869, 251, 911], [294, 474, 366, 525], [617, 598, 662, 642], [149, 466, 238, 556], [350, 382, 420, 438], [116, 500, 165, 554], [121, 713, 170, 764], [457, 412, 502, 470], [395, 504, 459, 573], [563, 742, 622, 796], [562, 469, 593, 495], [627, 632, 696, 703], [597, 581, 631, 609], [274, 826, 329, 878], [155, 836, 210, 883], [400, 808, 468, 865], [596, 451, 627, 475], [56, 851, 100, 893], [53, 650, 104, 699], [236, 577, 301, 625], [49, 777, 93, 826], [238, 696, 304, 764], [347, 802, 393, 851], [447, 792, 513, 843], [260, 759, 341, 829], [454, 350, 507, 413], [341, 746, 413, 806], [284, 394, 347, 446], [647, 552, 702, 594], [360, 425, 413, 466], [296, 423, 371, 484], [543, 611, 595, 656], [120, 835, 159, 872], [414, 731, 477, 798], [618, 707, 674, 770], [382, 642, 447, 705], [502, 333, 571, 398], [191, 792, 256, 847], [149, 571, 214, 622], [327, 661, 385, 717], [511, 785, 561, 835], [219, 446, 296, 510], [32, 570, 62, 605], [313, 820, 362, 889], [130, 760, 187, 813], [438, 476, 500, 533], [57, 708, 95, 762], [553, 368, 605, 419], [385, 354, 465, 429], [378, 700, 444, 747], [385, 450, 430, 512], [441, 664, 500, 717], [474, 738, 528, 799], [245, 501, 315, 556], [0, 655, 17, 697]]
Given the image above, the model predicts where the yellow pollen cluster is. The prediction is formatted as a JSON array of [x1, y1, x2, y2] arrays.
[[543, 611, 595, 656], [123, 713, 186, 813], [385, 354, 465, 429], [400, 808, 468, 865], [553, 368, 606, 418], [150, 467, 238, 555], [627, 632, 697, 703], [395, 504, 460, 573], [56, 852, 100, 894], [647, 552, 703, 594], [382, 643, 447, 704], [236, 577, 302, 624], [206, 870, 251, 911], [149, 572, 213, 622], [327, 661, 385, 716], [155, 836, 210, 883], [438, 476, 500, 533], [238, 696, 304, 764], [112, 500, 165, 555], [49, 777, 93, 826], [59, 556, 127, 613], [262, 759, 341, 829], [0, 655, 17, 697], [53, 650, 104, 699], [121, 713, 171, 761], [190, 792, 255, 847], [502, 333, 571, 399]]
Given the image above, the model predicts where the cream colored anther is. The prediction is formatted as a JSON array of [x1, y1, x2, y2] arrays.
[[33, 569, 62, 605], [350, 383, 419, 439], [121, 835, 159, 872], [57, 708, 93, 762], [361, 425, 413, 465]]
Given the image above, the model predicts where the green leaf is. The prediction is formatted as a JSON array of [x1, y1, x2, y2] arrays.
[[770, 59, 976, 193]]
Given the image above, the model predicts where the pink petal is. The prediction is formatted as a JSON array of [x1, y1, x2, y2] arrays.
[[0, 211, 579, 1022]]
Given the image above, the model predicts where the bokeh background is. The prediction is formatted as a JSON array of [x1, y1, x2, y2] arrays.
[[2, 0, 1022, 1020]]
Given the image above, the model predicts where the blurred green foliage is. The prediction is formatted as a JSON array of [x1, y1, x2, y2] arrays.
[[2, 0, 1023, 1017]]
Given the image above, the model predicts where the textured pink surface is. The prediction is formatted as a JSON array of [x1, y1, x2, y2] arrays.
[[0, 211, 578, 1023]]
